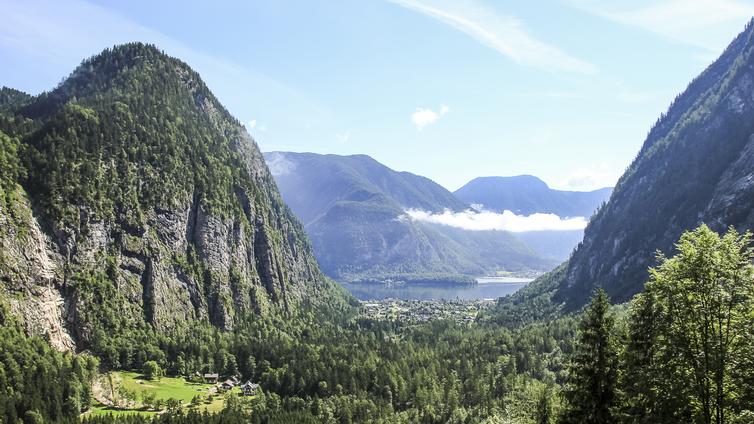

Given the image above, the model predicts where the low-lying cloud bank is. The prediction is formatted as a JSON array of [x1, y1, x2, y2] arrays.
[[403, 208, 588, 232]]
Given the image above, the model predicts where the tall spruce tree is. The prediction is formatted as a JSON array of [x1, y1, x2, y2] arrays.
[[560, 288, 617, 424]]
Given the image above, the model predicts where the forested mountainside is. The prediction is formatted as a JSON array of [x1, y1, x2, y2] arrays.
[[264, 151, 555, 282], [454, 175, 612, 217], [558, 19, 754, 306], [0, 43, 349, 356], [498, 19, 754, 309], [489, 20, 754, 319]]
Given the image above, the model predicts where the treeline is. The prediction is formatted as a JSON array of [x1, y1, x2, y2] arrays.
[[560, 225, 754, 424], [0, 304, 99, 423], [352, 272, 478, 286], [90, 310, 576, 423], [1, 296, 577, 423]]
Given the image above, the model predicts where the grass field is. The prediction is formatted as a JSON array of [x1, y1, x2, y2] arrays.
[[84, 371, 233, 417]]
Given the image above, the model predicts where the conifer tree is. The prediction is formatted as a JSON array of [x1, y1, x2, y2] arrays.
[[560, 288, 617, 424]]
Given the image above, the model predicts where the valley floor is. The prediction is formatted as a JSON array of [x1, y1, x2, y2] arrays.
[[360, 299, 495, 324], [83, 372, 246, 418]]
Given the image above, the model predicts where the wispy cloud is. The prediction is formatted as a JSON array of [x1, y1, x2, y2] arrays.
[[246, 119, 269, 134], [265, 152, 296, 177], [412, 104, 449, 129], [402, 208, 588, 232], [556, 164, 620, 191], [336, 131, 351, 143], [389, 0, 596, 74], [570, 0, 754, 52]]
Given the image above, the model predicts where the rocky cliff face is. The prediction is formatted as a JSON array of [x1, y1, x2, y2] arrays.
[[0, 44, 341, 351], [0, 188, 73, 350], [557, 20, 754, 307]]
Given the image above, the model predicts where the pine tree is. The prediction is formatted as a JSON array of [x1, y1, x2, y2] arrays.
[[560, 288, 617, 424], [536, 384, 553, 424]]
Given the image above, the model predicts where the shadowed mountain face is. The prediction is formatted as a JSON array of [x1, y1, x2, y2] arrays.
[[0, 43, 349, 351], [511, 20, 754, 309], [455, 175, 612, 218], [265, 152, 557, 281]]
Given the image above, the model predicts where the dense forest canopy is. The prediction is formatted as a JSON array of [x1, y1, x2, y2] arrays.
[[3, 224, 754, 423]]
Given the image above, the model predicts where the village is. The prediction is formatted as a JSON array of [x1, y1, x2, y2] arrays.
[[200, 373, 260, 396], [360, 298, 496, 324]]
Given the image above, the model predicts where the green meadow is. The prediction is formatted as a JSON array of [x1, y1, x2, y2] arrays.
[[85, 372, 235, 417]]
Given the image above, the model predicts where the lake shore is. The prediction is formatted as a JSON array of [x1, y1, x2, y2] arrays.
[[476, 276, 534, 284]]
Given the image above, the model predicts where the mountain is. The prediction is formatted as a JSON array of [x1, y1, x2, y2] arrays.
[[515, 231, 586, 262], [454, 175, 612, 217], [266, 152, 468, 224], [0, 43, 347, 352], [265, 151, 556, 281], [509, 20, 754, 310], [454, 175, 611, 261]]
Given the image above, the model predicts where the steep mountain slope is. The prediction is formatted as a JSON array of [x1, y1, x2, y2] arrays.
[[455, 175, 612, 217], [0, 43, 347, 352], [265, 152, 556, 281], [515, 231, 585, 262], [548, 20, 754, 307]]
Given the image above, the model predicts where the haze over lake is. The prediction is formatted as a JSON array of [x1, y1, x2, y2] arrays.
[[341, 277, 533, 301]]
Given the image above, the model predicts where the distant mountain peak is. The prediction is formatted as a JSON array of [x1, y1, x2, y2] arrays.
[[468, 175, 550, 189], [455, 175, 612, 217]]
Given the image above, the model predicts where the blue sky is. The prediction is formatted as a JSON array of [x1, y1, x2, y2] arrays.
[[2, 0, 753, 191]]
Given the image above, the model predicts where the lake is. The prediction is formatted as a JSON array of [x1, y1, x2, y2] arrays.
[[341, 277, 533, 301]]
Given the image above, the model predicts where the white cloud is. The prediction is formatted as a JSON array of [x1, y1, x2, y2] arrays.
[[389, 0, 596, 74], [412, 108, 438, 129], [570, 0, 754, 52], [556, 165, 621, 191], [336, 131, 351, 143], [265, 152, 296, 177], [411, 104, 449, 129], [247, 119, 257, 129], [403, 208, 588, 232]]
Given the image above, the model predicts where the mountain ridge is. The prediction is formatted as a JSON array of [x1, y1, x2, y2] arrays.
[[455, 175, 612, 217]]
